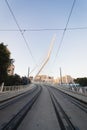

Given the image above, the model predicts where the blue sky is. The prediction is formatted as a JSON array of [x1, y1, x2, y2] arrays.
[[0, 0, 87, 78]]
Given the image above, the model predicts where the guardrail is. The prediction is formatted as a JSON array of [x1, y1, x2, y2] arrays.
[[0, 84, 30, 92], [0, 83, 37, 102], [57, 85, 87, 96]]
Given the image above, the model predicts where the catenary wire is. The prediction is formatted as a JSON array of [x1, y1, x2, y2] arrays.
[[5, 0, 36, 64], [54, 0, 76, 61], [1, 26, 87, 31], [3, 0, 84, 76]]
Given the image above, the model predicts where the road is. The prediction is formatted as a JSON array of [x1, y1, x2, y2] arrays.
[[0, 83, 87, 130]]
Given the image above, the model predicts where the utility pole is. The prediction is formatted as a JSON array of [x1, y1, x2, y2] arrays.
[[28, 67, 30, 78], [60, 67, 62, 85]]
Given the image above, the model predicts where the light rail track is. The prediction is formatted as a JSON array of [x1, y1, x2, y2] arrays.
[[1, 86, 42, 130], [47, 87, 78, 130], [49, 86, 87, 113], [0, 85, 38, 110]]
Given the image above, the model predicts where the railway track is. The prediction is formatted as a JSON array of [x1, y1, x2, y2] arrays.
[[58, 89, 87, 113], [49, 86, 87, 113], [0, 85, 42, 130], [1, 84, 87, 130], [47, 87, 78, 130], [0, 85, 38, 110]]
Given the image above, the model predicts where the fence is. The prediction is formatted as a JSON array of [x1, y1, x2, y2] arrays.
[[57, 84, 87, 96], [0, 84, 29, 92]]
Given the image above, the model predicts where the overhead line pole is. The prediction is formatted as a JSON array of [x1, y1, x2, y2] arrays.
[[60, 67, 62, 85]]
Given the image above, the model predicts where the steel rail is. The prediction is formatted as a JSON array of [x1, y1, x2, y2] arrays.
[[47, 87, 77, 130], [58, 89, 87, 113], [50, 86, 87, 113], [1, 86, 42, 130], [0, 85, 38, 110]]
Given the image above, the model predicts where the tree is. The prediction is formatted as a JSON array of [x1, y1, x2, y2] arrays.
[[74, 77, 87, 86], [21, 76, 31, 85], [5, 74, 21, 86], [5, 75, 31, 86], [0, 43, 10, 84]]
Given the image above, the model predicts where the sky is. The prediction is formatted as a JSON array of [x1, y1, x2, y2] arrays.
[[0, 0, 87, 79]]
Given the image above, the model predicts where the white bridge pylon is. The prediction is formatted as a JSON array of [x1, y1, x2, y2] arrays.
[[35, 34, 56, 78]]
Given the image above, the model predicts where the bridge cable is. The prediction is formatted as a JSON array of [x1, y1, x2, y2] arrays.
[[54, 0, 76, 61], [5, 0, 36, 64]]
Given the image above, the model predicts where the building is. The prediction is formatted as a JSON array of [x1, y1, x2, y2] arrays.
[[55, 75, 74, 84], [62, 75, 74, 84], [34, 75, 54, 83], [7, 64, 15, 75]]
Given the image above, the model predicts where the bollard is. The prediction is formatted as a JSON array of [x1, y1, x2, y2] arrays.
[[0, 82, 4, 92]]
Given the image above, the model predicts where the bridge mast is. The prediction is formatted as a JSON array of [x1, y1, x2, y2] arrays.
[[35, 34, 56, 78]]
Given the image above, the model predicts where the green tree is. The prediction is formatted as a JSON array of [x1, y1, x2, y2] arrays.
[[0, 43, 10, 84], [5, 74, 21, 86], [74, 77, 87, 86]]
